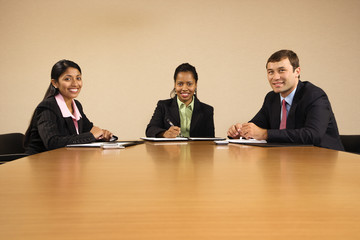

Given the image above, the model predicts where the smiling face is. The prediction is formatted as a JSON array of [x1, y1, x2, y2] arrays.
[[51, 67, 82, 103], [266, 58, 300, 98], [174, 71, 197, 106]]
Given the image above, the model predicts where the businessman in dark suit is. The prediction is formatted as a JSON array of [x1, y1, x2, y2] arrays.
[[228, 50, 344, 151]]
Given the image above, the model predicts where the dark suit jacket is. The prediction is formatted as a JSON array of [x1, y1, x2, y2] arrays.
[[146, 97, 215, 137], [25, 96, 96, 155], [250, 81, 344, 150]]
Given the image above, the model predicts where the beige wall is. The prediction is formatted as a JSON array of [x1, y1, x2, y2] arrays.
[[1, 0, 359, 138]]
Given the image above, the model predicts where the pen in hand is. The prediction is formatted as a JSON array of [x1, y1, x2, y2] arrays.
[[166, 118, 175, 127], [166, 119, 184, 137]]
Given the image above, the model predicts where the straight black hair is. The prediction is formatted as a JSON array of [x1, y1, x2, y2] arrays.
[[43, 60, 82, 99]]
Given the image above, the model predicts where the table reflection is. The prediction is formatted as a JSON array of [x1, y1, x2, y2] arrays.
[[145, 142, 215, 196], [228, 144, 338, 197]]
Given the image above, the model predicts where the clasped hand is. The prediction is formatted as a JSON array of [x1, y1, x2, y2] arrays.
[[227, 123, 268, 140], [90, 126, 113, 141]]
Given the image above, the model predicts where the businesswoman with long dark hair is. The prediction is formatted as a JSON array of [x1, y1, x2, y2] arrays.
[[146, 63, 215, 138], [24, 60, 114, 155]]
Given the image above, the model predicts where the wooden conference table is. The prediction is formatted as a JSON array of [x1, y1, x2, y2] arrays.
[[1, 141, 360, 239]]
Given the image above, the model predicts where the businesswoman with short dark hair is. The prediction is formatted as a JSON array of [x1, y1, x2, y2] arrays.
[[24, 60, 114, 155], [146, 63, 215, 138]]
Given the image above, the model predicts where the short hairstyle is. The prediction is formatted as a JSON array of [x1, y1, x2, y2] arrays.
[[173, 63, 198, 82], [266, 49, 300, 71]]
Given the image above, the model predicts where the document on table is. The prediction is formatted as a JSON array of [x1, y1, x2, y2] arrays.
[[140, 137, 188, 141], [67, 142, 109, 147], [66, 141, 144, 148], [141, 137, 226, 141], [228, 138, 267, 144], [228, 138, 314, 147], [188, 137, 226, 141]]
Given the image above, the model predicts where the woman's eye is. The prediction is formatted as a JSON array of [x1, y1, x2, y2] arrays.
[[77, 77, 82, 81]]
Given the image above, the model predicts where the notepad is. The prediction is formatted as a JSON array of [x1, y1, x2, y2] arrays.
[[66, 141, 144, 148], [188, 137, 226, 141], [140, 137, 188, 141], [141, 137, 226, 142], [228, 139, 314, 148], [228, 138, 267, 144]]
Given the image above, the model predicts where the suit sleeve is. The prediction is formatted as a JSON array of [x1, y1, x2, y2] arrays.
[[206, 106, 215, 137], [145, 101, 168, 137], [250, 97, 271, 129], [76, 101, 94, 132], [267, 93, 332, 145], [36, 108, 96, 150], [81, 112, 93, 132]]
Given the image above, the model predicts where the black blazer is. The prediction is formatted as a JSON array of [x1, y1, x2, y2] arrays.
[[250, 81, 344, 150], [25, 96, 96, 155], [146, 97, 215, 137]]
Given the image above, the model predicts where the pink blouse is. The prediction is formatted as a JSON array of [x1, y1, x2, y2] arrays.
[[55, 94, 82, 134]]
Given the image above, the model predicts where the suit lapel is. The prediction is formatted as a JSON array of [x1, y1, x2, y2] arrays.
[[64, 117, 77, 135], [74, 100, 83, 133], [190, 97, 202, 133], [287, 81, 304, 129], [77, 118, 83, 133], [169, 98, 181, 126], [270, 95, 281, 129], [53, 98, 78, 135]]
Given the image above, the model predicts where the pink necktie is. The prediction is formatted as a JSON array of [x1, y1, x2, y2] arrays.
[[280, 99, 287, 129]]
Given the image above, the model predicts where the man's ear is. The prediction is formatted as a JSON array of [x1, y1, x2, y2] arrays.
[[295, 67, 301, 78]]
